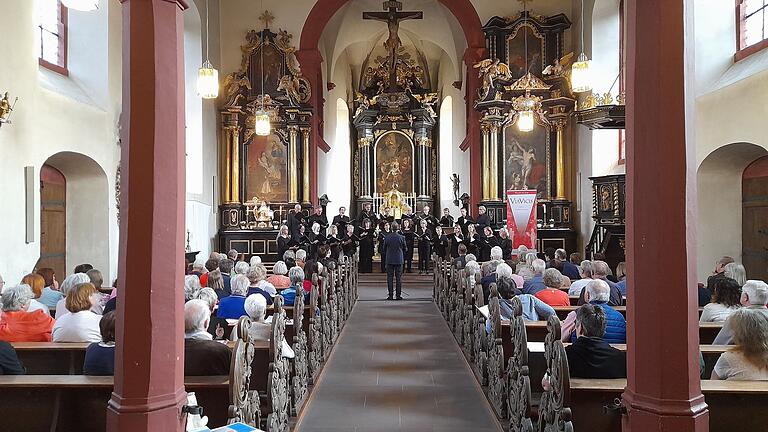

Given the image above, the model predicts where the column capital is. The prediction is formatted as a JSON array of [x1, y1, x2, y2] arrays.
[[120, 0, 189, 10]]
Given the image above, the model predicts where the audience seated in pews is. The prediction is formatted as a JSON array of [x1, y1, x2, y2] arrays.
[[713, 280, 768, 344], [247, 263, 277, 297], [0, 340, 24, 375], [711, 307, 768, 381], [52, 283, 102, 343], [55, 273, 90, 318], [566, 304, 627, 378], [218, 274, 250, 319], [184, 275, 202, 302], [36, 267, 63, 309], [195, 287, 226, 340], [522, 259, 547, 295], [231, 294, 296, 359], [184, 299, 231, 376], [486, 267, 555, 333], [267, 261, 291, 289], [233, 261, 249, 276], [535, 268, 571, 307], [480, 246, 504, 278], [562, 280, 626, 344], [700, 256, 735, 307], [555, 249, 581, 280], [218, 259, 234, 296], [0, 284, 55, 342], [576, 261, 623, 306], [83, 311, 116, 375], [20, 273, 49, 315], [568, 261, 594, 296], [700, 277, 742, 323], [281, 266, 307, 306], [452, 243, 468, 270]]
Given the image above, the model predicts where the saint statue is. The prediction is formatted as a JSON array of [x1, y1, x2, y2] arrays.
[[384, 185, 406, 220]]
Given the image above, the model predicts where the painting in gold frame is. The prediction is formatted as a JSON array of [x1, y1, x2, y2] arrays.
[[374, 131, 414, 194], [503, 123, 550, 198], [246, 133, 288, 202], [506, 24, 545, 80]]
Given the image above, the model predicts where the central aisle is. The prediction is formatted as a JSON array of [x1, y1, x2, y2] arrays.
[[295, 274, 503, 432]]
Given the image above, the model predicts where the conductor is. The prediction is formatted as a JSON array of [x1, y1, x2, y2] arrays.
[[382, 221, 406, 301]]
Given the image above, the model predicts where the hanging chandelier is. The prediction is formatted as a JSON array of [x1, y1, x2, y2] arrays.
[[571, 0, 592, 93], [197, 0, 219, 99], [61, 0, 99, 11], [507, 3, 550, 132], [255, 5, 271, 137]]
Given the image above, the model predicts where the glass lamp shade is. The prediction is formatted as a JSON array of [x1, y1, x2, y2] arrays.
[[517, 110, 535, 132], [61, 0, 99, 11], [255, 111, 271, 136], [197, 62, 219, 99], [571, 53, 592, 93]]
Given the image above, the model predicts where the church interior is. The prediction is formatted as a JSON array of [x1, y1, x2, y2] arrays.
[[0, 0, 767, 431]]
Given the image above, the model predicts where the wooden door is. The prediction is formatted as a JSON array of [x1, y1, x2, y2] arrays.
[[40, 165, 66, 278], [743, 156, 768, 281]]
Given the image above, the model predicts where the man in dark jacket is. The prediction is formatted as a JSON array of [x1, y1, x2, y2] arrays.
[[566, 303, 627, 378], [287, 204, 305, 237], [382, 222, 407, 300]]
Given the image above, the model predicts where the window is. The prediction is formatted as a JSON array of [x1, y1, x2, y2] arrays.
[[736, 0, 768, 61], [37, 0, 68, 75]]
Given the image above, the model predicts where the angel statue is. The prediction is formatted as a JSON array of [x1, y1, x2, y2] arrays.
[[474, 58, 512, 99], [277, 75, 301, 106], [450, 173, 460, 205], [412, 92, 438, 118], [542, 52, 575, 77]]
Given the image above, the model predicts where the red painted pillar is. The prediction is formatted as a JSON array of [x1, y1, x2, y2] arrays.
[[107, 1, 189, 430], [622, 0, 708, 430], [463, 46, 486, 216], [296, 48, 325, 205]]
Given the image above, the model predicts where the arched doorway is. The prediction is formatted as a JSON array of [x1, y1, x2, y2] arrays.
[[39, 165, 67, 279], [743, 155, 768, 281], [42, 152, 111, 280]]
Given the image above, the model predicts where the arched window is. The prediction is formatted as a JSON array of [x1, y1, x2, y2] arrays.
[[439, 96, 453, 210], [736, 0, 768, 61], [36, 0, 68, 75]]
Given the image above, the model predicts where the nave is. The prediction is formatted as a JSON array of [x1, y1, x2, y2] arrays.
[[295, 274, 502, 432]]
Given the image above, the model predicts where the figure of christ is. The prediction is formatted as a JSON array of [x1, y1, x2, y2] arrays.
[[508, 139, 536, 187], [258, 151, 276, 196], [363, 2, 423, 91]]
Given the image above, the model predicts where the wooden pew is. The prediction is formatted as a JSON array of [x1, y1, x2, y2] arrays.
[[508, 321, 722, 344], [0, 375, 229, 432]]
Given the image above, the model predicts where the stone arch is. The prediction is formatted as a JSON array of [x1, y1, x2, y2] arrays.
[[696, 142, 768, 281], [42, 151, 111, 281]]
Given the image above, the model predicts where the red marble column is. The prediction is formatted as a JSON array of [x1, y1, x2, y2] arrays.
[[622, 0, 708, 430], [462, 47, 487, 216], [107, 1, 189, 431]]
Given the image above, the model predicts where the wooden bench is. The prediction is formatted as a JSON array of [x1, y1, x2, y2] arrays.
[[0, 375, 229, 432], [507, 321, 723, 344]]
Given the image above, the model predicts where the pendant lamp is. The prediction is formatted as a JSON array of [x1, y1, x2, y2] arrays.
[[255, 8, 271, 137], [571, 0, 592, 93], [197, 0, 219, 99]]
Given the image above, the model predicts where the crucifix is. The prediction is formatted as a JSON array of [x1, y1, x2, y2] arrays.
[[363, 1, 422, 92]]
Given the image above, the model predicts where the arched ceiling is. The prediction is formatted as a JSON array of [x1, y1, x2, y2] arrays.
[[320, 0, 466, 86]]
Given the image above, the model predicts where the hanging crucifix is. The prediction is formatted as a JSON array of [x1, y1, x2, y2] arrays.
[[363, 0, 422, 92]]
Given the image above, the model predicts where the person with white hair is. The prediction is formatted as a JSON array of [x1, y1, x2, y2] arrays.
[[522, 259, 547, 295], [267, 261, 291, 289], [190, 260, 206, 277], [195, 287, 226, 340], [576, 261, 623, 306], [464, 260, 481, 287], [295, 249, 307, 269], [246, 264, 275, 304], [233, 261, 250, 276], [535, 268, 571, 306], [561, 279, 626, 344], [183, 299, 231, 375], [249, 255, 262, 267], [184, 275, 202, 302], [55, 273, 91, 318], [281, 266, 306, 306], [217, 274, 250, 319], [227, 249, 239, 261], [0, 284, 56, 342], [283, 250, 297, 269], [568, 261, 595, 296], [713, 280, 768, 345], [723, 262, 747, 287], [487, 274, 555, 334]]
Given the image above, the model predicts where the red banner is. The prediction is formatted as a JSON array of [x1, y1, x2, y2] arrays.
[[506, 190, 537, 251]]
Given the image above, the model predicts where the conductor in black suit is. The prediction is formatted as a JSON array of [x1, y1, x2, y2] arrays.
[[382, 221, 407, 300], [287, 203, 304, 237]]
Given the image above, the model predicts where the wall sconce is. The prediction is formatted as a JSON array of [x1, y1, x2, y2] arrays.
[[0, 92, 18, 128]]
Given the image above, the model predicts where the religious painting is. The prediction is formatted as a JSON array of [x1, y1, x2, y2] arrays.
[[246, 133, 288, 203], [506, 24, 545, 79], [374, 132, 414, 194], [249, 42, 282, 97], [504, 125, 550, 198]]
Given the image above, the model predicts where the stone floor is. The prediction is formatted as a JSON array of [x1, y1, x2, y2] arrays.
[[294, 273, 503, 432]]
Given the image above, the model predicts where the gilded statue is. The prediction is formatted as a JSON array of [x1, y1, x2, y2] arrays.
[[474, 59, 513, 99], [384, 185, 406, 220], [542, 52, 574, 77], [0, 92, 13, 122], [277, 75, 301, 105]]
